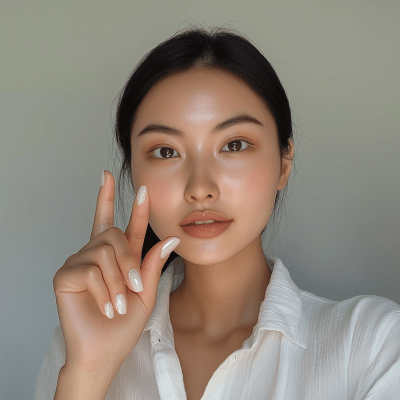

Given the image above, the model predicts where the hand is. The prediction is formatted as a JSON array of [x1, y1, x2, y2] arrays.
[[52, 170, 180, 373]]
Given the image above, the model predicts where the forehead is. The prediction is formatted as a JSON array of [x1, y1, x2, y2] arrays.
[[132, 68, 276, 135]]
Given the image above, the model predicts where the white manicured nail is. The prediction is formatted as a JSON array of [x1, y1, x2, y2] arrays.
[[129, 269, 144, 292], [115, 293, 127, 315], [160, 238, 181, 260], [101, 170, 105, 187], [104, 301, 114, 319], [137, 186, 147, 206]]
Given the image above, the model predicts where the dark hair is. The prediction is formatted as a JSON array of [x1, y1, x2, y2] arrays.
[[112, 23, 296, 274]]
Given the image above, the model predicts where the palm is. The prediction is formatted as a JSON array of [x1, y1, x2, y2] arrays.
[[56, 289, 150, 370]]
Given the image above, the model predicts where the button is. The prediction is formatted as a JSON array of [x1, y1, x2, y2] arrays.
[[158, 338, 161, 342], [233, 356, 237, 363]]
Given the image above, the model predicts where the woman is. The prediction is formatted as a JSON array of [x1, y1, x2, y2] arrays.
[[34, 25, 400, 400]]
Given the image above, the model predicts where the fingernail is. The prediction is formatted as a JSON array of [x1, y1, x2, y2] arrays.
[[136, 185, 147, 206], [128, 269, 144, 292], [104, 301, 114, 319], [101, 170, 105, 187], [160, 237, 181, 260], [114, 293, 127, 315]]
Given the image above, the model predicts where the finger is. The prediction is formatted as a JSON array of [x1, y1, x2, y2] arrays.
[[91, 170, 115, 240], [74, 227, 142, 293], [54, 264, 115, 319], [124, 185, 149, 265], [138, 236, 180, 309], [84, 265, 117, 319], [65, 243, 128, 315]]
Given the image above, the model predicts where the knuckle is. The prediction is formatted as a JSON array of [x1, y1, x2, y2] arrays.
[[101, 227, 124, 243], [96, 225, 113, 239], [98, 244, 115, 260], [64, 253, 75, 264], [106, 226, 121, 236], [85, 265, 101, 281], [52, 271, 60, 288], [53, 265, 66, 286]]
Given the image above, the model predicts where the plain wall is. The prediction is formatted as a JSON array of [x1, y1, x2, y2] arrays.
[[1, 0, 399, 398]]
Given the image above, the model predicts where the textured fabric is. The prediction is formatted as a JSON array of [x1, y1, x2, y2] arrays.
[[33, 256, 400, 399]]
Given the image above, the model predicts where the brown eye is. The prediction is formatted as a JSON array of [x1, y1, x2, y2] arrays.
[[150, 146, 178, 159], [221, 139, 251, 153]]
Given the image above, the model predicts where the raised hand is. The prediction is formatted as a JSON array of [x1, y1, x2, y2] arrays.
[[53, 170, 180, 374]]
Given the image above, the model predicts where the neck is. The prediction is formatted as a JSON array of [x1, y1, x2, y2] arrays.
[[169, 236, 271, 341]]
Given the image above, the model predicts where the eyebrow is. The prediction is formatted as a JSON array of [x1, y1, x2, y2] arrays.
[[136, 113, 264, 138]]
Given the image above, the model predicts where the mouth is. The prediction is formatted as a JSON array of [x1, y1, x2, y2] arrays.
[[179, 211, 233, 226], [180, 220, 232, 238], [183, 220, 227, 226]]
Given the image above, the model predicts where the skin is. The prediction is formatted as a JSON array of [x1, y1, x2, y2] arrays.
[[130, 67, 293, 389]]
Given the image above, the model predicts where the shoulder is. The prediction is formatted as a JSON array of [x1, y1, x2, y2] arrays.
[[300, 290, 400, 362], [297, 291, 400, 397], [300, 290, 400, 332]]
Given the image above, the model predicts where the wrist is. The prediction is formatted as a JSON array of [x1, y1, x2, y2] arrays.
[[54, 363, 119, 400]]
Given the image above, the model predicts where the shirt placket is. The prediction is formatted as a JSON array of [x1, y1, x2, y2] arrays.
[[151, 332, 187, 400]]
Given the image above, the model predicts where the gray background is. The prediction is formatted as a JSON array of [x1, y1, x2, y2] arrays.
[[1, 0, 399, 398]]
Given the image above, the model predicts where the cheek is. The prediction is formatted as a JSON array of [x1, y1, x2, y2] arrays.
[[146, 174, 181, 234], [239, 161, 280, 226], [131, 155, 183, 236], [238, 158, 278, 202], [254, 165, 277, 196]]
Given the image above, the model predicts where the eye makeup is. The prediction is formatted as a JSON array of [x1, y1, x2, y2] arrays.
[[146, 137, 255, 160]]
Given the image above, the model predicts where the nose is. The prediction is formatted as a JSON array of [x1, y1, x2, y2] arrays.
[[184, 162, 219, 203]]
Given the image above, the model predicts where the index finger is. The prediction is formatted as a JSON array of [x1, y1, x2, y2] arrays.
[[90, 170, 115, 240], [125, 185, 149, 262]]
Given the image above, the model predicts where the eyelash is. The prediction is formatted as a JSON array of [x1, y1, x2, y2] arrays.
[[147, 137, 254, 160]]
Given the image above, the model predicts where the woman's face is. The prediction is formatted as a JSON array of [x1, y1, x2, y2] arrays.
[[130, 67, 292, 265]]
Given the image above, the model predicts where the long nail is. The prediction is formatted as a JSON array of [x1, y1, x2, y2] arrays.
[[160, 237, 181, 260], [104, 301, 114, 319], [137, 185, 147, 206], [114, 293, 127, 314], [128, 269, 144, 292]]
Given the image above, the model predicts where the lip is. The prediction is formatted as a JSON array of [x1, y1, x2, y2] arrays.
[[179, 210, 233, 226], [180, 220, 232, 238]]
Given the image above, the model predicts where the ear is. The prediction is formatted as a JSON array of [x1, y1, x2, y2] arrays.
[[277, 138, 294, 191]]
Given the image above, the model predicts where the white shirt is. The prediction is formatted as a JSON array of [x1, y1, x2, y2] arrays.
[[34, 256, 400, 399]]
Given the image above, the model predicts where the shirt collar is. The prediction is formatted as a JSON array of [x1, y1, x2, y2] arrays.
[[144, 256, 309, 349]]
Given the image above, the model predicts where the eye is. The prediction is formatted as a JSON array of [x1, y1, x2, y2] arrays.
[[148, 138, 253, 160], [221, 139, 252, 153], [150, 146, 179, 159]]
